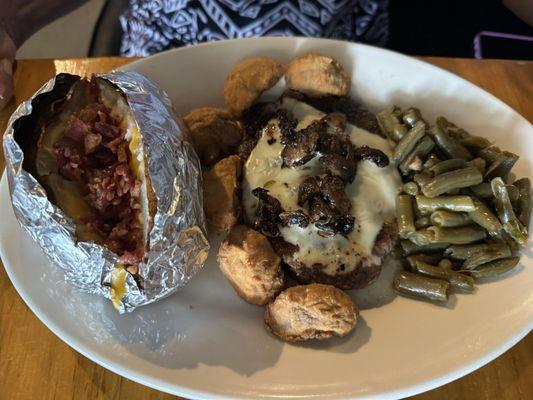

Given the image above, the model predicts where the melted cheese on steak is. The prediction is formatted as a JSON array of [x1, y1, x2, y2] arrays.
[[243, 98, 401, 275]]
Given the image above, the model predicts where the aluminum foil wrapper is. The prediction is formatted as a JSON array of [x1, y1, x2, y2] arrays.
[[3, 71, 209, 313]]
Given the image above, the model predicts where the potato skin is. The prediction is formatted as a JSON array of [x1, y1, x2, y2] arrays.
[[285, 53, 350, 97], [223, 57, 285, 115], [203, 155, 242, 231], [218, 225, 285, 305], [264, 284, 357, 342]]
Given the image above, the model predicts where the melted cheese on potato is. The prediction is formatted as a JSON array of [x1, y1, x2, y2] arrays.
[[243, 98, 401, 276]]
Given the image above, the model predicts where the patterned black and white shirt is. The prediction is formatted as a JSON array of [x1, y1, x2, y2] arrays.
[[120, 0, 389, 56]]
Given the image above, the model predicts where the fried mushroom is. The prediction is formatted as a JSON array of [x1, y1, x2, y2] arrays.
[[223, 57, 285, 115], [264, 284, 358, 342], [218, 225, 285, 305], [285, 53, 350, 97], [184, 108, 243, 167], [203, 155, 242, 230]]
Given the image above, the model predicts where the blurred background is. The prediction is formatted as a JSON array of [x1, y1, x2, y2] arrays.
[[15, 0, 533, 60]]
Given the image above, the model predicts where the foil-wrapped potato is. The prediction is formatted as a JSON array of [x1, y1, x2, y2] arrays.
[[4, 72, 209, 312]]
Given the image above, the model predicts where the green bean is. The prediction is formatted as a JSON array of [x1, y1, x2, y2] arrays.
[[377, 107, 407, 141], [407, 230, 435, 245], [475, 145, 501, 163], [466, 257, 520, 279], [397, 195, 416, 239], [445, 243, 491, 259], [429, 124, 473, 160], [429, 159, 468, 175], [463, 243, 512, 269], [415, 215, 431, 229], [402, 107, 424, 128], [393, 271, 449, 302], [460, 135, 491, 149], [414, 171, 433, 188], [427, 225, 487, 244], [491, 177, 528, 246], [438, 258, 453, 269], [437, 117, 470, 140], [430, 210, 471, 227], [399, 136, 435, 175], [514, 178, 532, 228], [422, 167, 483, 198], [416, 195, 476, 212], [470, 183, 493, 199], [412, 261, 475, 292], [403, 182, 420, 196], [468, 198, 503, 237], [467, 157, 486, 174], [393, 121, 426, 164], [406, 254, 443, 269], [400, 240, 450, 256], [423, 154, 441, 169], [484, 151, 519, 180]]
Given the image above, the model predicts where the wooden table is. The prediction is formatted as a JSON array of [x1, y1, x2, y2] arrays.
[[0, 57, 532, 400]]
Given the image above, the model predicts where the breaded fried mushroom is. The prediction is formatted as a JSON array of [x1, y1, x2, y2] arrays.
[[218, 225, 285, 305], [264, 284, 357, 341], [285, 53, 350, 97], [223, 57, 285, 115], [184, 108, 243, 167], [203, 155, 242, 230]]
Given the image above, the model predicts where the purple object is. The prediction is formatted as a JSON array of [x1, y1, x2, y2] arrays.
[[474, 30, 533, 59]]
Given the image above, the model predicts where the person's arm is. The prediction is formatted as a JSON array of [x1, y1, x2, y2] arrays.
[[0, 0, 88, 109]]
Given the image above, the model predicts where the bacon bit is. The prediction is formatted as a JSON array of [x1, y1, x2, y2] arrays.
[[54, 98, 143, 261], [84, 133, 102, 154]]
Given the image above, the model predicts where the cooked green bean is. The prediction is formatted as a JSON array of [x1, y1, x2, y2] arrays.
[[470, 182, 493, 199], [393, 121, 426, 164], [377, 107, 407, 141], [491, 177, 528, 246], [468, 198, 503, 237], [399, 136, 435, 175], [445, 243, 491, 259], [415, 215, 431, 229], [400, 240, 450, 256], [429, 159, 468, 175], [460, 135, 491, 149], [402, 107, 424, 128], [467, 157, 486, 174], [414, 171, 433, 188], [463, 243, 512, 269], [407, 230, 435, 245], [393, 271, 449, 302], [507, 185, 519, 202], [514, 177, 532, 228], [484, 151, 519, 180], [423, 154, 441, 169], [428, 124, 473, 160], [437, 117, 470, 140], [412, 261, 475, 292], [406, 254, 443, 269], [397, 195, 416, 239], [422, 167, 483, 198], [438, 258, 453, 269], [427, 225, 487, 244], [466, 257, 520, 279], [430, 210, 471, 227], [475, 145, 501, 163], [416, 195, 476, 212], [403, 181, 420, 196]]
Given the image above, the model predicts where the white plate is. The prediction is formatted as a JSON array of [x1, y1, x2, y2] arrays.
[[1, 37, 532, 399]]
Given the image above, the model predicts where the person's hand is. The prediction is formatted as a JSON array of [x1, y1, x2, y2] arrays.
[[0, 26, 15, 110]]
